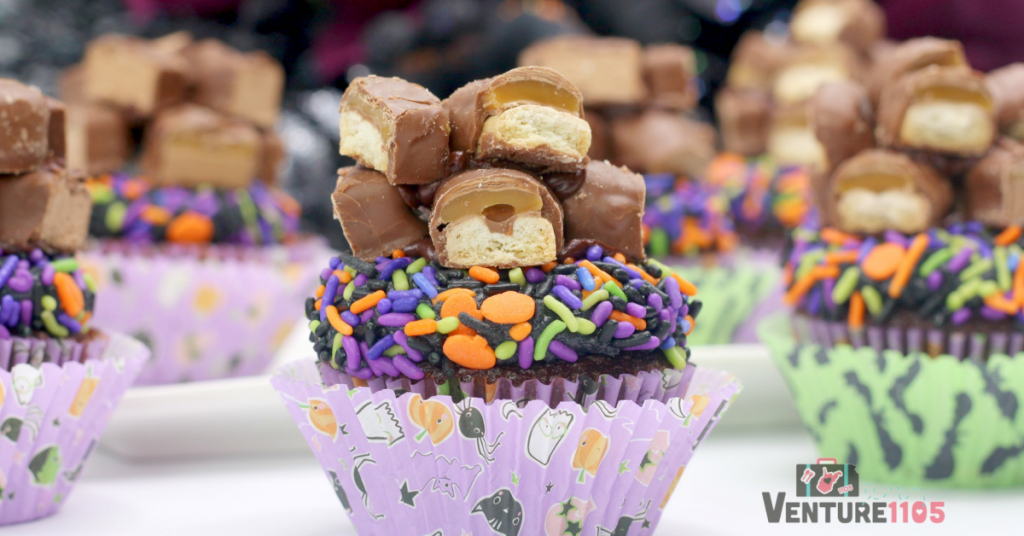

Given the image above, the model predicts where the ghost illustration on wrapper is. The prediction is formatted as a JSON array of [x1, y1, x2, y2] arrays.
[[526, 408, 575, 467]]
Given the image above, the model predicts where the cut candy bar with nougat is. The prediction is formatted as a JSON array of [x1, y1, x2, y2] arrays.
[[643, 44, 699, 111], [332, 166, 428, 261], [790, 0, 886, 53], [965, 139, 1024, 228], [773, 44, 861, 106], [986, 63, 1024, 142], [184, 39, 285, 129], [259, 130, 285, 186], [810, 80, 875, 172], [867, 37, 967, 104], [518, 36, 646, 106], [716, 87, 772, 156], [0, 78, 50, 173], [769, 103, 827, 170], [429, 168, 563, 269], [83, 34, 188, 117], [66, 103, 131, 176], [726, 31, 792, 92], [0, 162, 92, 254], [561, 160, 646, 262], [612, 110, 715, 178]]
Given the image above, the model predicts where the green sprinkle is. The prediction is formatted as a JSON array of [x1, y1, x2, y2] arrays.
[[236, 189, 260, 240], [416, 303, 436, 320], [861, 286, 883, 317], [83, 274, 97, 293], [649, 228, 670, 258], [946, 293, 964, 312], [543, 295, 579, 332], [979, 280, 1000, 298], [919, 249, 952, 276], [960, 258, 993, 282], [996, 246, 1012, 291], [105, 201, 126, 232], [384, 345, 406, 357], [392, 269, 410, 290], [663, 345, 687, 369], [604, 281, 627, 301], [90, 185, 115, 204], [535, 320, 566, 361], [75, 310, 86, 321], [581, 288, 609, 311], [41, 295, 57, 312], [796, 250, 824, 280], [646, 259, 674, 278], [309, 320, 321, 333], [831, 267, 861, 305], [344, 266, 358, 277], [343, 281, 356, 301], [1010, 244, 1024, 258], [41, 311, 68, 338], [50, 258, 79, 273], [947, 278, 982, 310], [576, 318, 596, 335], [495, 341, 517, 360], [509, 267, 526, 287], [436, 317, 460, 334], [332, 334, 342, 362], [407, 257, 428, 274]]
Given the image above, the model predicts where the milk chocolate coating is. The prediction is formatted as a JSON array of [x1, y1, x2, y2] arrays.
[[726, 31, 792, 91], [0, 162, 91, 254], [773, 43, 864, 105], [339, 76, 450, 185], [429, 168, 563, 268], [259, 130, 285, 186], [562, 160, 646, 262], [611, 110, 716, 178], [518, 36, 646, 106], [583, 107, 611, 161], [66, 103, 131, 176], [715, 87, 772, 156], [965, 138, 1024, 227], [986, 63, 1024, 139], [59, 64, 87, 104], [444, 78, 491, 155], [183, 39, 285, 129], [810, 80, 875, 171], [0, 78, 50, 173], [790, 0, 886, 53], [867, 37, 967, 104], [643, 43, 698, 111], [332, 166, 428, 261], [83, 34, 189, 118], [46, 98, 66, 161]]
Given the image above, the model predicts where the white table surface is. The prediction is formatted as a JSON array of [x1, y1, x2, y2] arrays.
[[7, 428, 1023, 535]]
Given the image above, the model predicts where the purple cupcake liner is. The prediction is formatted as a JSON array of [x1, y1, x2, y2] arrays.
[[80, 237, 329, 385], [271, 360, 741, 536], [0, 332, 148, 525]]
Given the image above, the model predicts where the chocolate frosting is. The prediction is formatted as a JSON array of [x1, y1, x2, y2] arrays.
[[611, 110, 716, 178], [0, 78, 50, 173], [867, 37, 967, 104], [715, 87, 772, 156], [810, 80, 875, 171], [561, 160, 646, 262], [0, 162, 91, 254], [965, 138, 1024, 227], [332, 166, 429, 261], [986, 63, 1024, 137]]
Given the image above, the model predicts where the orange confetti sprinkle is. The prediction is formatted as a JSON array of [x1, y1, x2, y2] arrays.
[[541, 261, 558, 272], [315, 284, 325, 299], [432, 288, 476, 304], [627, 263, 659, 285], [54, 272, 84, 317], [404, 319, 438, 337], [140, 206, 172, 226], [671, 274, 699, 296], [440, 294, 482, 336], [509, 322, 532, 341], [609, 310, 647, 331], [862, 243, 906, 281], [613, 253, 626, 263], [825, 250, 858, 265], [443, 334, 496, 369], [985, 293, 1020, 316], [820, 228, 861, 246], [333, 270, 353, 284], [995, 225, 1022, 246], [848, 291, 865, 330], [480, 292, 535, 324], [166, 211, 214, 244]]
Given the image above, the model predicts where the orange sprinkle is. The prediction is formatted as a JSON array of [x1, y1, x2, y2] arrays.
[[563, 257, 575, 264], [541, 261, 558, 272], [405, 319, 438, 337], [54, 272, 84, 317], [609, 310, 647, 331], [121, 179, 148, 200], [812, 265, 840, 279], [1014, 259, 1024, 307], [683, 315, 695, 336], [481, 292, 535, 324], [783, 262, 794, 287], [273, 190, 302, 217], [995, 225, 1023, 246], [352, 377, 369, 388], [613, 253, 627, 263], [848, 291, 865, 330], [432, 288, 477, 304], [825, 250, 859, 265], [985, 293, 1020, 316], [627, 264, 659, 285], [468, 266, 500, 284], [314, 298, 322, 310], [166, 211, 214, 244], [784, 266, 833, 305], [862, 243, 906, 281], [820, 228, 860, 246], [509, 322, 532, 341], [443, 334, 496, 369], [671, 274, 698, 296], [140, 206, 172, 226], [440, 294, 482, 336], [581, 289, 594, 299], [326, 305, 353, 335], [392, 249, 405, 258], [315, 284, 326, 299], [580, 260, 621, 288], [888, 234, 928, 299], [349, 290, 386, 314], [333, 270, 353, 284]]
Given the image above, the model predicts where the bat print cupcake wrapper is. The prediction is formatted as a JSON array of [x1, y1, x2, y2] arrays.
[[0, 332, 148, 524], [271, 359, 741, 536]]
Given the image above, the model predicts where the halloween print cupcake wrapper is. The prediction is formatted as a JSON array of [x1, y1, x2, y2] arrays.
[[0, 332, 148, 524], [761, 313, 1024, 488], [80, 238, 328, 385], [271, 359, 741, 536]]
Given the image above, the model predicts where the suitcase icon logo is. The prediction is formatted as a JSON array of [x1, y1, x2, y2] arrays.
[[796, 458, 859, 497]]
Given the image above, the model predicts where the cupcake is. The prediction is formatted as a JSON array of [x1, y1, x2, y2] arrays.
[[272, 69, 741, 535], [67, 33, 324, 384], [763, 39, 1024, 487], [0, 79, 147, 524]]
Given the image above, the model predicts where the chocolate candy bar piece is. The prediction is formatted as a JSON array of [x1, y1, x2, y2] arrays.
[[716, 87, 772, 156], [611, 110, 716, 178], [790, 0, 886, 53], [768, 103, 827, 170], [876, 66, 994, 156], [184, 39, 285, 129], [867, 37, 966, 104], [826, 148, 951, 234], [66, 103, 131, 176], [333, 166, 428, 261], [519, 36, 646, 106], [0, 163, 91, 254], [810, 80, 875, 171], [141, 104, 262, 189], [0, 78, 49, 173], [643, 44, 698, 111], [986, 63, 1024, 141], [46, 98, 66, 160], [59, 64, 87, 104], [726, 31, 792, 92], [562, 160, 646, 262], [584, 107, 611, 161], [339, 76, 450, 185], [429, 168, 563, 269], [965, 139, 1024, 227], [773, 44, 861, 105], [84, 34, 188, 117], [259, 130, 285, 186], [444, 67, 590, 172]]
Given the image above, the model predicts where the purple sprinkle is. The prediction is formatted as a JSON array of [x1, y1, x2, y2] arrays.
[[551, 285, 583, 309], [548, 340, 577, 362], [29, 249, 43, 263], [555, 275, 581, 291], [625, 302, 646, 318], [6, 270, 31, 293], [56, 312, 82, 334], [630, 279, 644, 289], [980, 306, 1007, 321], [625, 336, 660, 351], [658, 308, 671, 322], [857, 237, 877, 263], [947, 247, 973, 273], [320, 275, 340, 322], [346, 365, 374, 380], [591, 301, 613, 327], [660, 336, 676, 350], [822, 277, 836, 311], [320, 267, 333, 281], [678, 303, 688, 318], [343, 335, 361, 370], [379, 257, 413, 280], [341, 310, 361, 326], [602, 257, 642, 279], [421, 265, 439, 287], [951, 308, 971, 325], [526, 268, 546, 284], [375, 256, 389, 264], [392, 354, 424, 380], [0, 255, 18, 288], [387, 290, 424, 300], [353, 273, 368, 287], [806, 286, 821, 316], [664, 276, 683, 309], [0, 295, 17, 327], [392, 331, 424, 362], [883, 230, 908, 248], [0, 324, 8, 339], [367, 334, 396, 359], [329, 257, 341, 269], [391, 297, 419, 313], [614, 322, 636, 339], [586, 245, 604, 261], [376, 298, 393, 314], [19, 299, 31, 326], [17, 260, 28, 271], [647, 293, 663, 312], [378, 313, 415, 327], [927, 271, 943, 291], [360, 309, 375, 324], [374, 356, 400, 377], [518, 337, 534, 369]]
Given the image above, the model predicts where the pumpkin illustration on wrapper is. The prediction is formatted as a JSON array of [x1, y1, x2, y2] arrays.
[[572, 428, 609, 483]]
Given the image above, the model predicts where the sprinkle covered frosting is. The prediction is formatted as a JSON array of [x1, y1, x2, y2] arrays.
[[642, 176, 737, 257], [0, 249, 96, 340], [306, 245, 701, 381], [86, 174, 301, 245], [703, 153, 811, 233]]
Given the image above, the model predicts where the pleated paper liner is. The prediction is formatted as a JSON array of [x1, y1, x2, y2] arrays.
[[0, 332, 148, 524], [79, 237, 329, 385], [271, 360, 741, 536], [761, 312, 1024, 488]]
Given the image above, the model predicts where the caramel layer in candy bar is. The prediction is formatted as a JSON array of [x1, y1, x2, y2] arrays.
[[562, 160, 646, 262], [867, 37, 966, 104], [83, 34, 188, 118], [643, 44, 699, 111], [826, 148, 951, 234], [986, 63, 1024, 142], [444, 67, 590, 172], [726, 31, 792, 92], [66, 103, 131, 176], [810, 80, 875, 171], [333, 166, 428, 261], [519, 36, 646, 106], [429, 168, 563, 269], [716, 87, 772, 156], [773, 44, 861, 105], [184, 39, 285, 129], [0, 163, 91, 254], [141, 104, 262, 189], [876, 66, 994, 156], [965, 139, 1024, 227], [612, 110, 716, 178], [0, 78, 50, 173], [768, 103, 827, 170], [339, 76, 450, 186], [790, 0, 886, 53]]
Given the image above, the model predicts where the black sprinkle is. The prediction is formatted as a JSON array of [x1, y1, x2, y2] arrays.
[[689, 299, 703, 319], [612, 269, 630, 283], [599, 319, 618, 344], [556, 332, 621, 356], [637, 284, 652, 297], [484, 283, 521, 295], [422, 333, 444, 352], [332, 346, 346, 367], [351, 287, 371, 301], [313, 338, 327, 353], [523, 283, 536, 297], [318, 349, 330, 362], [609, 296, 627, 312], [644, 305, 658, 319], [364, 321, 378, 347], [434, 270, 449, 286], [366, 279, 388, 291], [458, 312, 507, 347], [653, 319, 673, 342], [592, 261, 618, 273], [427, 351, 441, 366], [407, 336, 434, 355], [646, 282, 669, 301], [308, 332, 316, 343], [553, 264, 578, 275], [338, 254, 377, 276], [444, 269, 464, 280], [305, 297, 316, 317], [646, 263, 663, 278], [612, 332, 652, 348], [533, 275, 555, 297], [314, 321, 330, 337], [623, 286, 644, 304], [449, 279, 484, 289]]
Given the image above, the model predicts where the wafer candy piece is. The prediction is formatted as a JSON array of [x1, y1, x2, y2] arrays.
[[259, 130, 285, 186], [83, 34, 188, 117], [141, 104, 262, 189], [716, 87, 772, 156], [643, 43, 699, 111], [876, 66, 994, 156], [611, 110, 716, 178], [773, 44, 861, 105], [429, 168, 563, 269], [519, 36, 646, 105], [339, 76, 450, 185], [444, 67, 590, 172], [66, 103, 131, 176], [333, 166, 428, 261], [562, 160, 646, 262], [184, 39, 285, 129], [810, 80, 875, 171], [965, 139, 1024, 227], [726, 31, 792, 92], [768, 103, 827, 170], [0, 78, 50, 173], [790, 0, 886, 53], [986, 63, 1024, 142], [867, 37, 967, 104], [0, 163, 91, 254]]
